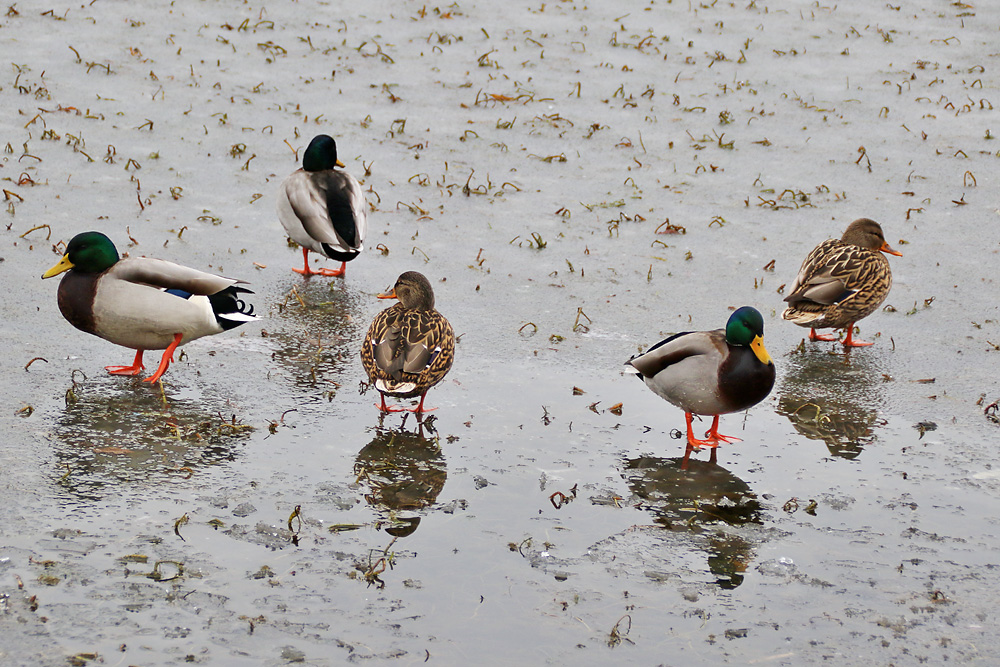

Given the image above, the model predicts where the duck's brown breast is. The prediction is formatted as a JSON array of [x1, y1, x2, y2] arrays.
[[57, 271, 98, 335]]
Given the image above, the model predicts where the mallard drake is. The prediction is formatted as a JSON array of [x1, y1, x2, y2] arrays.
[[361, 271, 455, 414], [782, 218, 901, 347], [42, 231, 257, 383], [277, 134, 367, 278], [625, 307, 775, 468]]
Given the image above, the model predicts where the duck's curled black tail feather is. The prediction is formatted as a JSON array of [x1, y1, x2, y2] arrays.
[[209, 286, 257, 330]]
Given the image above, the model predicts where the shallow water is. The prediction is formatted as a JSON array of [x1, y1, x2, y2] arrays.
[[2, 1, 999, 664]]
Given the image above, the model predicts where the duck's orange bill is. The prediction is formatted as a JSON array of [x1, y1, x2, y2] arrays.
[[377, 289, 397, 300], [880, 241, 903, 257]]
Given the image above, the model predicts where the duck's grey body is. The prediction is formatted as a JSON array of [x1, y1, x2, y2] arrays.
[[57, 257, 254, 351], [278, 168, 367, 262], [626, 328, 774, 417]]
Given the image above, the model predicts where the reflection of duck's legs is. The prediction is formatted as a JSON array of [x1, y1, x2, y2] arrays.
[[680, 434, 718, 470], [705, 416, 742, 445], [681, 443, 693, 470]]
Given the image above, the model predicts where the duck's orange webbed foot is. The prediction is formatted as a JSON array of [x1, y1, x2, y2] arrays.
[[808, 328, 837, 342], [106, 350, 145, 376]]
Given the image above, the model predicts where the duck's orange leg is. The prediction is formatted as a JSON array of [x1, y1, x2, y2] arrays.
[[293, 247, 346, 277], [311, 261, 347, 278], [809, 328, 838, 342], [705, 415, 741, 444], [376, 393, 406, 413], [842, 325, 874, 347], [684, 413, 718, 450], [144, 334, 182, 383], [407, 392, 438, 415], [291, 247, 313, 276], [106, 350, 145, 376]]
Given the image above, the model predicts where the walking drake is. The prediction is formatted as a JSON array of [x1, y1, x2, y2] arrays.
[[277, 134, 367, 277], [626, 307, 775, 468], [782, 218, 901, 347], [42, 231, 256, 383], [362, 271, 455, 415]]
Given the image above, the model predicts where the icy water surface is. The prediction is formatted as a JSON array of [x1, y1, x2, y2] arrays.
[[2, 1, 999, 664]]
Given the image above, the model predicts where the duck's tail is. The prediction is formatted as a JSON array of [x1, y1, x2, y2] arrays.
[[210, 286, 257, 330]]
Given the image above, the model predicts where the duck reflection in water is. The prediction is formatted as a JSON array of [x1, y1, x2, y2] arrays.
[[777, 346, 887, 460], [53, 381, 254, 501], [354, 420, 447, 538], [622, 455, 765, 588], [269, 279, 364, 396]]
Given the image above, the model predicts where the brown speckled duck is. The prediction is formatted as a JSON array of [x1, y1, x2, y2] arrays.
[[361, 271, 455, 414], [42, 231, 256, 383], [625, 307, 775, 469], [782, 218, 902, 347]]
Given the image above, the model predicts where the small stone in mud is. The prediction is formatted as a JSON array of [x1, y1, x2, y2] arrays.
[[724, 628, 748, 640], [280, 646, 306, 663], [208, 496, 229, 509], [441, 499, 468, 514], [473, 475, 490, 489], [232, 502, 257, 517]]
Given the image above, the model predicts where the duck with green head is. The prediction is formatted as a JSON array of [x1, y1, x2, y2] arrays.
[[42, 231, 257, 383], [625, 307, 775, 468], [277, 134, 367, 278]]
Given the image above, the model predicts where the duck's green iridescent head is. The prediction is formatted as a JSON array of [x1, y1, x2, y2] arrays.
[[42, 231, 120, 278], [726, 306, 772, 365], [302, 134, 345, 172]]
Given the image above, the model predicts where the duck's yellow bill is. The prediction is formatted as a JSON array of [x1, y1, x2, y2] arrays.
[[750, 335, 772, 365], [335, 159, 346, 168], [42, 255, 74, 279], [377, 289, 397, 300]]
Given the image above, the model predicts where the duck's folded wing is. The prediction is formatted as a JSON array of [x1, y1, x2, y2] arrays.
[[284, 175, 339, 245], [374, 326, 406, 379], [323, 174, 366, 249], [112, 257, 241, 295], [784, 268, 851, 306], [626, 330, 717, 378], [286, 172, 366, 251]]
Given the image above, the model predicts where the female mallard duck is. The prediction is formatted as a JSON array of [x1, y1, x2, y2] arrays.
[[782, 218, 902, 347], [42, 231, 257, 383], [625, 307, 775, 468], [361, 271, 455, 414], [277, 134, 367, 278]]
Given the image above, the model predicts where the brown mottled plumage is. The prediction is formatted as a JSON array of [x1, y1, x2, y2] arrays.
[[782, 218, 902, 347], [361, 271, 455, 414]]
